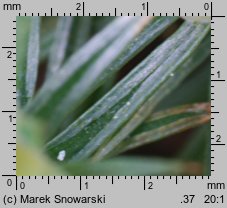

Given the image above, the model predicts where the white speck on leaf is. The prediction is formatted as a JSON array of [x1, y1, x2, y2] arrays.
[[170, 73, 174, 77], [126, 102, 131, 106], [113, 115, 118, 119], [57, 150, 66, 161]]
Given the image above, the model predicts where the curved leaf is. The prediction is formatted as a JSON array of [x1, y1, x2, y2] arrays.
[[66, 17, 113, 58], [17, 17, 40, 106], [93, 27, 210, 161], [156, 59, 210, 110], [46, 17, 73, 78], [26, 17, 178, 136], [110, 103, 210, 156], [46, 21, 210, 162], [39, 17, 58, 62], [92, 17, 116, 34], [26, 17, 40, 101], [71, 17, 93, 52]]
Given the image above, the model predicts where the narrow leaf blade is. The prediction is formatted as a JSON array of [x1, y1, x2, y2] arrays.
[[46, 21, 210, 162], [111, 103, 210, 155], [71, 17, 93, 52], [26, 17, 40, 101], [17, 17, 40, 106], [46, 17, 73, 78], [39, 17, 58, 62], [27, 17, 178, 136], [65, 157, 202, 176]]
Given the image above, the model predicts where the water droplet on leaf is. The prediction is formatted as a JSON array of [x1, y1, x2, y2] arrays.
[[57, 150, 66, 161]]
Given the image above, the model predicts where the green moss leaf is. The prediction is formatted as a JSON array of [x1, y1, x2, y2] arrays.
[[17, 17, 40, 106], [26, 17, 178, 137], [110, 103, 210, 156], [46, 17, 73, 78], [39, 17, 57, 62], [45, 21, 210, 162]]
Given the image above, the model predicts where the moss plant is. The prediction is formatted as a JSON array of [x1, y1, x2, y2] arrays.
[[17, 16, 211, 176]]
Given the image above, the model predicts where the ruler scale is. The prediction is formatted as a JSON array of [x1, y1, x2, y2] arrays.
[[0, 0, 226, 207]]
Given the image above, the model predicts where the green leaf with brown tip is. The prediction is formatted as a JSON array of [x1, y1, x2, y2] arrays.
[[109, 103, 210, 156]]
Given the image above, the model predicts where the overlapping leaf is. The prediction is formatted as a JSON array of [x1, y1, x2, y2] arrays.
[[65, 17, 115, 58], [26, 17, 179, 136], [45, 21, 210, 162], [39, 17, 57, 62], [109, 103, 210, 156], [46, 17, 73, 78], [156, 59, 210, 110]]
